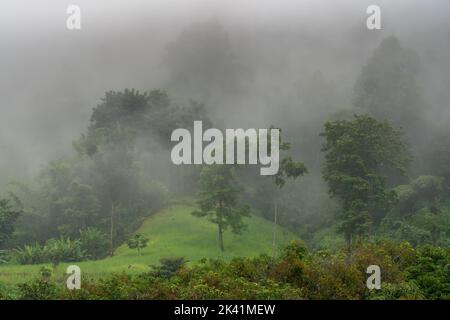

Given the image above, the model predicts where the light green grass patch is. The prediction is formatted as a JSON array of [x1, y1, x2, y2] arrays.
[[0, 204, 297, 285]]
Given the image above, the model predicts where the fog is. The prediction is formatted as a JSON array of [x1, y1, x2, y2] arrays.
[[1, 0, 450, 181]]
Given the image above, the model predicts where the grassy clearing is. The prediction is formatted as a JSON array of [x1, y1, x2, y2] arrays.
[[0, 204, 297, 285]]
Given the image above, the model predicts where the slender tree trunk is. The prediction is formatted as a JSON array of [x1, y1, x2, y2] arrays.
[[218, 224, 225, 252], [110, 203, 115, 257], [272, 201, 278, 258], [217, 200, 225, 252]]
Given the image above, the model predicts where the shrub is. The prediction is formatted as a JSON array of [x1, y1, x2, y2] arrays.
[[369, 282, 425, 300], [406, 245, 450, 299], [6, 242, 450, 300], [150, 257, 186, 279], [44, 238, 86, 266], [15, 244, 46, 265], [39, 266, 53, 280], [18, 279, 59, 300], [79, 227, 109, 259], [0, 250, 10, 264], [15, 237, 86, 265]]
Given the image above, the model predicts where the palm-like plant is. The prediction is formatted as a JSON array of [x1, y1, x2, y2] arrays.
[[15, 237, 86, 265], [15, 244, 45, 264]]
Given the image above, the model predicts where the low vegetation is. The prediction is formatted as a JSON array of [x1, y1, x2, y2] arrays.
[[2, 241, 448, 300]]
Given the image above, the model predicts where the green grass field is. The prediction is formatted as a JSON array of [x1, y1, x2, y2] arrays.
[[0, 204, 297, 286]]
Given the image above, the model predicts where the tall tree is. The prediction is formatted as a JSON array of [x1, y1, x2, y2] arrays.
[[192, 165, 250, 251], [270, 129, 308, 256], [353, 36, 426, 144], [321, 114, 410, 250], [89, 126, 137, 256]]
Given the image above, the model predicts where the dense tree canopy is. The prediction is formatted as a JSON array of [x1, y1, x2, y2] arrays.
[[321, 115, 410, 247]]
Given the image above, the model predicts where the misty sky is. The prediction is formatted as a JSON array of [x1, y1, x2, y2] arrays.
[[1, 0, 449, 179]]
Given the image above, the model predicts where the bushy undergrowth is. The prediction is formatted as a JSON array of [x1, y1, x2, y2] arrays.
[[5, 241, 449, 300], [15, 238, 86, 265], [14, 228, 109, 265]]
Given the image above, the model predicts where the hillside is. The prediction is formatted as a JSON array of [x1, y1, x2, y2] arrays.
[[0, 204, 297, 285]]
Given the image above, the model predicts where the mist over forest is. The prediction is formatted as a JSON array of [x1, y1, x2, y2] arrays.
[[1, 0, 449, 176], [0, 0, 450, 300]]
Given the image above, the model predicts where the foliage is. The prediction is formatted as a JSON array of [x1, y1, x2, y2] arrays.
[[1, 80, 450, 301], [382, 176, 450, 246], [270, 127, 308, 188], [126, 233, 149, 256], [193, 165, 251, 251], [368, 282, 425, 300], [0, 250, 10, 264], [18, 279, 58, 300], [9, 241, 450, 300], [39, 266, 53, 280], [14, 244, 46, 265], [45, 238, 85, 266], [321, 114, 410, 246], [150, 257, 186, 279], [79, 227, 109, 260], [394, 175, 445, 216], [0, 199, 21, 249], [15, 237, 86, 265], [406, 245, 450, 299], [7, 89, 207, 249]]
